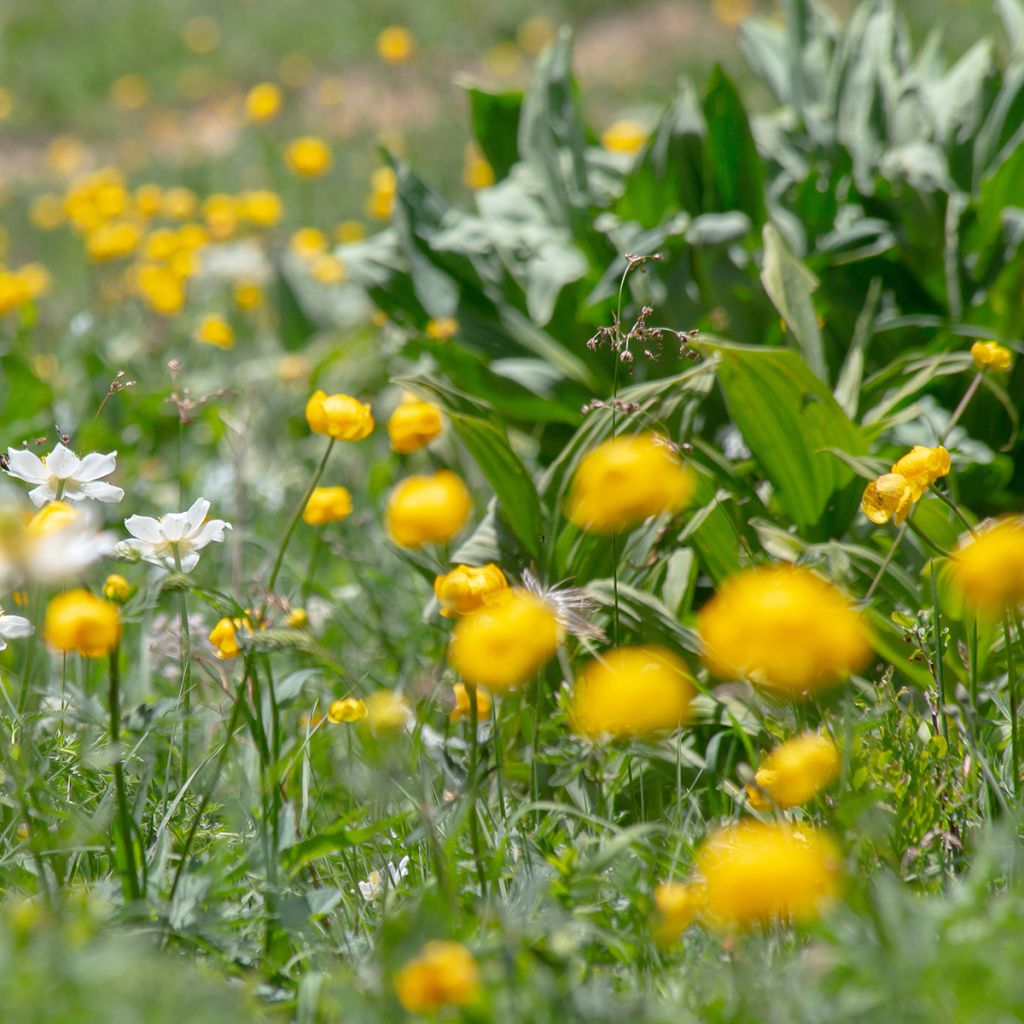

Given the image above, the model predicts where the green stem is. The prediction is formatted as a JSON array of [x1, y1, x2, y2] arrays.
[[172, 547, 193, 789], [929, 564, 948, 743], [491, 698, 506, 825], [929, 485, 978, 538], [864, 523, 908, 602], [109, 648, 141, 902], [940, 371, 983, 444], [466, 684, 488, 897], [1005, 612, 1020, 802]]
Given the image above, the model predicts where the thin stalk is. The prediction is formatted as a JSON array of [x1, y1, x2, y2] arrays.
[[864, 524, 908, 602], [940, 371, 983, 443], [172, 547, 193, 788], [491, 698, 506, 825], [466, 684, 488, 897], [109, 648, 141, 902], [929, 565, 948, 742], [929, 486, 978, 538], [1005, 612, 1020, 802]]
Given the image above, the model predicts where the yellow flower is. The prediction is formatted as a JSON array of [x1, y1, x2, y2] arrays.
[[290, 227, 328, 260], [26, 501, 79, 535], [0, 272, 31, 315], [448, 589, 560, 691], [425, 316, 457, 340], [517, 15, 556, 54], [134, 183, 163, 218], [44, 590, 121, 657], [110, 74, 149, 111], [463, 145, 495, 190], [364, 689, 411, 733], [234, 281, 263, 310], [601, 119, 647, 154], [366, 166, 397, 222], [208, 616, 250, 660], [434, 564, 508, 617], [17, 264, 51, 300], [387, 393, 444, 453], [30, 194, 65, 231], [194, 314, 234, 350], [377, 25, 416, 64], [245, 82, 283, 122], [285, 136, 332, 178], [309, 253, 346, 284], [86, 220, 142, 262], [747, 732, 840, 810], [302, 486, 353, 525], [450, 682, 492, 723], [240, 190, 283, 227], [652, 881, 705, 947], [136, 264, 185, 316], [286, 607, 308, 629], [696, 821, 841, 929], [102, 574, 132, 603], [570, 645, 695, 740], [328, 697, 368, 724], [202, 193, 240, 241], [395, 941, 479, 1014], [385, 470, 471, 548], [161, 186, 198, 220], [861, 445, 951, 525], [305, 390, 374, 441], [566, 433, 695, 534], [335, 220, 365, 244], [948, 517, 1024, 618], [971, 340, 1014, 372], [698, 565, 870, 695], [278, 354, 310, 384]]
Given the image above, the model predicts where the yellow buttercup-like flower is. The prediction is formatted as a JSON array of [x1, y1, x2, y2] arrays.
[[208, 617, 252, 660], [747, 732, 840, 810], [240, 190, 283, 228], [861, 445, 950, 525], [194, 314, 234, 350], [385, 470, 471, 548], [26, 501, 80, 535], [305, 390, 374, 441], [364, 689, 412, 733], [395, 941, 479, 1014], [699, 565, 870, 695], [302, 486, 353, 526], [696, 821, 841, 929], [387, 393, 444, 453], [601, 119, 647, 155], [285, 136, 332, 178], [328, 697, 368, 724], [425, 316, 457, 340], [102, 574, 133, 603], [971, 340, 1014, 372], [448, 589, 560, 691], [652, 881, 705, 947], [245, 82, 282, 122], [947, 517, 1024, 618], [570, 645, 695, 740], [450, 682, 492, 723], [434, 564, 508, 617], [44, 590, 121, 657], [566, 433, 695, 534]]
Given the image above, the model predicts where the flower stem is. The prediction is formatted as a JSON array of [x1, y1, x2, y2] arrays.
[[929, 563, 948, 742], [466, 683, 488, 897], [929, 485, 978, 538], [109, 648, 141, 902], [1005, 612, 1020, 802], [940, 371, 983, 444], [172, 547, 193, 789], [864, 523, 908, 602]]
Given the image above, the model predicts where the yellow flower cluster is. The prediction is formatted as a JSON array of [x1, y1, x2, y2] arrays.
[[394, 941, 479, 1013], [861, 445, 951, 526], [971, 340, 1014, 372], [948, 516, 1024, 618], [434, 564, 508, 617], [747, 733, 840, 810]]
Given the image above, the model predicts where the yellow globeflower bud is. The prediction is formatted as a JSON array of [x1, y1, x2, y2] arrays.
[[208, 616, 250, 660], [194, 314, 234, 350], [566, 433, 695, 534], [652, 881, 705, 947], [971, 340, 1014, 372], [377, 25, 416, 64], [387, 393, 444, 453], [302, 486, 353, 525], [861, 445, 950, 525], [570, 645, 695, 741], [600, 119, 647, 155], [696, 821, 841, 929], [44, 590, 121, 657], [385, 470, 471, 548], [699, 565, 870, 695], [450, 682, 492, 723], [747, 732, 840, 810], [328, 696, 368, 724], [364, 689, 411, 733], [395, 941, 479, 1014], [305, 390, 374, 441], [948, 516, 1024, 619], [285, 136, 332, 178], [434, 564, 508, 617], [103, 574, 133, 603], [448, 589, 560, 692], [245, 81, 283, 122]]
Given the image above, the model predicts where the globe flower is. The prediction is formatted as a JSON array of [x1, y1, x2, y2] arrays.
[[448, 589, 561, 691], [601, 119, 647, 154], [377, 25, 416, 64], [570, 645, 695, 740], [209, 616, 250, 660], [0, 607, 33, 651], [123, 497, 231, 572], [244, 82, 282, 122], [285, 136, 332, 178], [971, 340, 1014, 372], [394, 941, 479, 1014], [861, 445, 951, 525], [652, 881, 705, 947], [194, 314, 234, 350], [695, 821, 841, 929], [565, 434, 695, 534], [747, 732, 840, 811], [387, 393, 444, 453], [240, 190, 283, 227], [44, 590, 121, 657], [450, 682, 492, 723], [302, 486, 353, 526], [385, 471, 471, 549], [364, 690, 412, 733], [947, 517, 1024, 618], [328, 697, 367, 724], [290, 227, 328, 260], [305, 390, 374, 441], [698, 565, 870, 695], [102, 573, 132, 602], [5, 443, 124, 507], [434, 564, 508, 617]]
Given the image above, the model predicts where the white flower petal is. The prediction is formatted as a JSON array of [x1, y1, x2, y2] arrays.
[[75, 451, 118, 482], [124, 515, 163, 543], [45, 444, 80, 480], [191, 519, 231, 550], [80, 481, 125, 503], [27, 484, 55, 507], [0, 614, 34, 639], [186, 497, 211, 532], [5, 448, 48, 484], [160, 512, 191, 543], [179, 551, 201, 572]]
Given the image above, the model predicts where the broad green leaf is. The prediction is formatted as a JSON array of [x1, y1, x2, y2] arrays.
[[464, 84, 523, 179]]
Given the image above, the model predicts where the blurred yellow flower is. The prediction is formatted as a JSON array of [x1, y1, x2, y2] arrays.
[[277, 354, 310, 383], [484, 41, 523, 78], [971, 340, 1014, 372], [310, 253, 347, 284], [377, 25, 416, 64], [161, 186, 198, 220], [302, 486, 353, 526], [364, 689, 411, 733], [463, 144, 495, 190], [109, 74, 150, 111], [395, 941, 479, 1013], [328, 697, 368, 724], [434, 564, 508, 617], [30, 194, 65, 231], [385, 470, 471, 548], [0, 272, 31, 315], [286, 607, 308, 629], [652, 881, 704, 947], [387, 393, 444, 453], [712, 0, 754, 27], [747, 732, 840, 810], [234, 281, 263, 310], [517, 15, 556, 54], [27, 501, 80, 536], [285, 136, 332, 178], [17, 263, 51, 300], [335, 220, 366, 244], [183, 15, 220, 54], [136, 264, 185, 316], [194, 314, 234, 350], [45, 590, 121, 657], [861, 445, 950, 525], [948, 517, 1024, 618], [244, 82, 283, 122], [601, 119, 647, 155], [47, 135, 87, 177], [450, 682, 492, 723], [208, 617, 250, 660], [290, 227, 328, 259], [86, 221, 142, 262], [240, 190, 283, 227], [102, 574, 132, 603], [305, 390, 374, 441], [366, 166, 397, 220], [133, 184, 163, 218], [426, 316, 458, 341], [202, 193, 240, 241]]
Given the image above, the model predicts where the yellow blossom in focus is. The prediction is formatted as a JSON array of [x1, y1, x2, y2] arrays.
[[426, 316, 457, 340], [696, 821, 841, 929], [44, 590, 121, 658], [208, 617, 250, 660], [364, 689, 411, 733], [971, 340, 1014, 372], [328, 697, 368, 724], [570, 645, 695, 740], [861, 445, 950, 525], [234, 281, 263, 310], [601, 119, 647, 155], [27, 501, 79, 536], [395, 941, 479, 1014], [194, 314, 234, 350], [948, 517, 1024, 618], [385, 470, 471, 548], [450, 683, 492, 723], [285, 136, 332, 178], [434, 564, 508, 617], [240, 190, 283, 227], [566, 433, 695, 534], [747, 733, 840, 810], [305, 390, 374, 441], [302, 486, 353, 526], [652, 881, 705, 947], [387, 393, 444, 453], [102, 574, 132, 603], [290, 227, 328, 260], [377, 26, 416, 64], [448, 589, 560, 691], [245, 82, 283, 122], [698, 565, 870, 695]]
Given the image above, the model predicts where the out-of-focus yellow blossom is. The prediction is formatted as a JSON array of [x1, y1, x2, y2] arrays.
[[861, 445, 951, 525], [286, 607, 308, 629], [566, 434, 695, 534], [298, 710, 323, 730], [161, 186, 198, 220], [0, 271, 31, 315], [448, 589, 560, 691], [302, 486, 353, 525], [385, 470, 470, 548], [133, 183, 163, 218], [305, 390, 374, 441], [601, 119, 648, 154], [290, 227, 328, 260], [0, 88, 11, 120], [277, 354, 310, 384], [366, 166, 397, 220], [110, 74, 150, 110], [44, 590, 121, 657], [971, 340, 1014, 372], [463, 144, 495, 190], [183, 15, 220, 53], [395, 941, 479, 1014], [450, 683, 492, 723], [712, 0, 754, 27], [240, 190, 283, 227], [696, 821, 841, 929], [285, 136, 332, 178], [27, 501, 80, 536], [426, 316, 458, 340], [335, 220, 366, 244], [364, 689, 411, 733], [202, 193, 240, 241], [234, 281, 263, 310], [377, 26, 416, 64], [30, 194, 65, 231], [699, 565, 870, 695], [571, 645, 695, 740], [310, 253, 346, 284], [484, 41, 523, 77], [17, 263, 51, 300], [86, 220, 142, 262], [328, 697, 368, 724], [194, 314, 235, 350], [517, 15, 556, 53], [434, 564, 508, 617], [747, 733, 840, 811], [102, 574, 133, 603], [387, 393, 444, 453], [652, 881, 705, 947], [208, 616, 250, 660], [245, 81, 282, 122], [948, 517, 1024, 618], [47, 135, 87, 177], [136, 264, 185, 316]]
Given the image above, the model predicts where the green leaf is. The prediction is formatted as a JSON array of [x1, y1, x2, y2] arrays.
[[276, 263, 320, 350], [465, 84, 523, 180], [281, 812, 410, 873]]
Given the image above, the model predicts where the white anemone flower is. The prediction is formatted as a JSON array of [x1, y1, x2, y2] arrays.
[[123, 497, 231, 572], [0, 608, 33, 650], [357, 855, 410, 901], [4, 443, 124, 507]]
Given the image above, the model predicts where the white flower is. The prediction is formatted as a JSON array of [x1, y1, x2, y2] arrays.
[[0, 608, 33, 650], [4, 443, 124, 507], [357, 855, 410, 901], [123, 497, 231, 572]]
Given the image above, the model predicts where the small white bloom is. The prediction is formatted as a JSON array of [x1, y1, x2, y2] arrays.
[[0, 608, 33, 650], [357, 855, 410, 901], [28, 510, 116, 584], [123, 497, 231, 572], [4, 443, 124, 507]]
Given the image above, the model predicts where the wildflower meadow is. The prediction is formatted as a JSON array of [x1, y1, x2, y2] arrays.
[[2, 0, 1024, 1021]]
